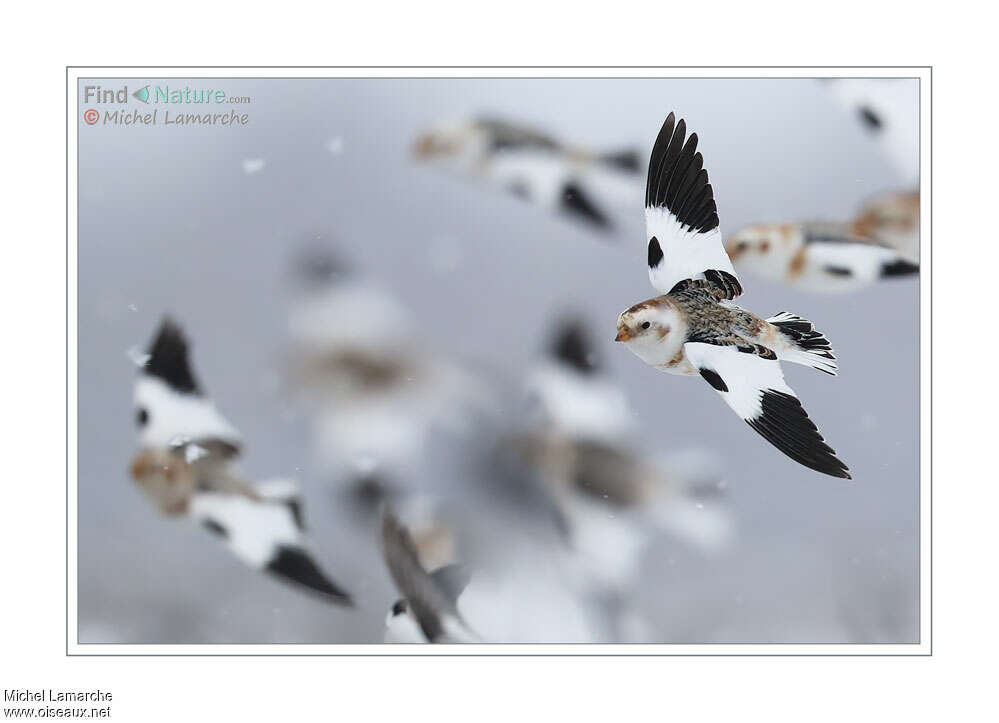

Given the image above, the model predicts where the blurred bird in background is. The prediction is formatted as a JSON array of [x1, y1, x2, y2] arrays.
[[506, 319, 732, 640], [412, 115, 641, 234], [380, 508, 477, 643], [851, 189, 919, 262], [286, 247, 495, 505], [724, 220, 918, 293], [725, 79, 920, 291], [826, 78, 919, 188], [130, 317, 354, 606]]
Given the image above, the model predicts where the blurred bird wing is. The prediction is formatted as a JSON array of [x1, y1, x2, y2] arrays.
[[134, 318, 242, 456], [489, 152, 613, 230], [134, 376, 242, 456], [429, 564, 473, 607], [808, 239, 909, 283], [381, 510, 474, 642], [288, 282, 409, 353], [644, 113, 741, 299], [189, 479, 352, 605], [827, 79, 919, 185], [683, 342, 850, 479], [527, 365, 633, 441]]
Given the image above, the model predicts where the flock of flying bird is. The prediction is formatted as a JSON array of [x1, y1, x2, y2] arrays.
[[125, 79, 919, 643]]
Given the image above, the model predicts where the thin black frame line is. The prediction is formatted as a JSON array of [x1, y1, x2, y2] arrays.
[[67, 68, 931, 657]]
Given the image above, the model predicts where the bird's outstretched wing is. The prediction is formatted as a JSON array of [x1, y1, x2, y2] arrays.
[[133, 317, 242, 457], [190, 479, 353, 605], [645, 113, 742, 299], [683, 342, 850, 479], [826, 79, 919, 186], [380, 509, 474, 643]]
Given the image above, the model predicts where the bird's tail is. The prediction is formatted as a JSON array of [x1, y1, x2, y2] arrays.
[[767, 312, 838, 376]]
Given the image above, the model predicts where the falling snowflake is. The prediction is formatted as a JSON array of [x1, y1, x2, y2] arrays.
[[242, 158, 265, 175], [184, 444, 209, 464], [126, 346, 150, 367]]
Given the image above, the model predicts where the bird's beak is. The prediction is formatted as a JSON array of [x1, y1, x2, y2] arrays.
[[615, 327, 631, 342]]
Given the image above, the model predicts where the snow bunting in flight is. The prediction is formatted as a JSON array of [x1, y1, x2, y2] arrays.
[[131, 317, 354, 605], [413, 115, 640, 233], [615, 113, 850, 479], [380, 509, 476, 643], [724, 219, 918, 293], [288, 249, 494, 501], [825, 79, 920, 260]]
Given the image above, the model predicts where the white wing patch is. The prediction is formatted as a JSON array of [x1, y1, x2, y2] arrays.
[[808, 240, 906, 286], [526, 363, 633, 442], [646, 207, 736, 295], [684, 342, 790, 420], [190, 488, 301, 568], [134, 376, 242, 451], [683, 342, 850, 478], [188, 480, 353, 604]]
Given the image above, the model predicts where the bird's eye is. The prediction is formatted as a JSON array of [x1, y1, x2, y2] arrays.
[[736, 242, 748, 252], [641, 321, 651, 330], [136, 407, 149, 427]]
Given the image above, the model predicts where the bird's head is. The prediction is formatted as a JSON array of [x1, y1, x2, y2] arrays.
[[725, 224, 780, 260], [383, 598, 426, 643], [725, 224, 800, 277], [615, 299, 683, 363], [412, 119, 482, 167]]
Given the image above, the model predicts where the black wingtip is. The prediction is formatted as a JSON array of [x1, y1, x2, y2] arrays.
[[265, 545, 354, 606], [645, 112, 718, 233], [747, 390, 851, 479], [881, 259, 919, 277], [144, 317, 201, 394], [561, 181, 612, 229], [858, 105, 883, 132], [551, 319, 599, 374]]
